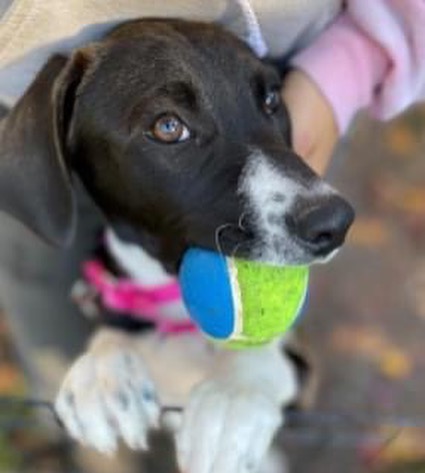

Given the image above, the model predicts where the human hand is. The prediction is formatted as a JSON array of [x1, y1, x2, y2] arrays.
[[282, 69, 338, 176]]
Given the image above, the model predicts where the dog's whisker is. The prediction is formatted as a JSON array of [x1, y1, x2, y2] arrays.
[[214, 222, 236, 255], [238, 212, 248, 232], [230, 240, 251, 258], [231, 242, 242, 258]]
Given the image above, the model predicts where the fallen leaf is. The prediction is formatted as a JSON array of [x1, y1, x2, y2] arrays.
[[379, 349, 413, 380], [369, 428, 425, 467], [330, 326, 413, 379], [385, 124, 419, 157], [0, 363, 25, 394]]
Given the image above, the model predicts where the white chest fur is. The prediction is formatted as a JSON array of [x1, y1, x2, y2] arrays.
[[105, 229, 189, 321], [104, 229, 216, 405]]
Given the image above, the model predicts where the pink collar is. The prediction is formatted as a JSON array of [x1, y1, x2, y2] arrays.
[[82, 259, 197, 335]]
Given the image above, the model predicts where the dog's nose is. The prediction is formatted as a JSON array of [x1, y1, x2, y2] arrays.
[[287, 196, 355, 256]]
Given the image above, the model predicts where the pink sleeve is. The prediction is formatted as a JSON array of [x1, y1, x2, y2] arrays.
[[291, 0, 425, 134]]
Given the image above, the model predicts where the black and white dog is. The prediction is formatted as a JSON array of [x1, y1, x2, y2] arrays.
[[0, 19, 354, 473]]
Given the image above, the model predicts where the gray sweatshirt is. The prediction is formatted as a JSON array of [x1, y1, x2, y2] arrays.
[[0, 0, 340, 105]]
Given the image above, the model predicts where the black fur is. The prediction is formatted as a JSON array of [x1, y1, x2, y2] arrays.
[[0, 19, 353, 273]]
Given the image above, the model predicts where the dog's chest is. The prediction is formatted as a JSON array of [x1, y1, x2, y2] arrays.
[[74, 228, 216, 406]]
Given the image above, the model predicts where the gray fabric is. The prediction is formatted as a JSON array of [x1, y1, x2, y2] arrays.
[[0, 181, 103, 396], [0, 0, 341, 106], [0, 0, 12, 19]]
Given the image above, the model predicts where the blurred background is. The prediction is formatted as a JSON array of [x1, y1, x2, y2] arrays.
[[0, 105, 424, 472], [287, 104, 425, 473]]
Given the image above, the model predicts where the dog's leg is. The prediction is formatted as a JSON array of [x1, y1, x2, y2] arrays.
[[175, 338, 298, 473], [55, 327, 161, 454]]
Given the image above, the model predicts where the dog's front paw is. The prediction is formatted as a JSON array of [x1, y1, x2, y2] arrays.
[[55, 329, 160, 455], [176, 379, 281, 473], [176, 344, 296, 473]]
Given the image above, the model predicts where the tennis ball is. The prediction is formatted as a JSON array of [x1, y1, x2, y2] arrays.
[[179, 248, 309, 349]]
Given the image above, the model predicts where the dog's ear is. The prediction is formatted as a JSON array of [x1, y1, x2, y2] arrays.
[[0, 50, 94, 246]]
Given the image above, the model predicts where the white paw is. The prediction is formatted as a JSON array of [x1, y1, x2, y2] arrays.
[[176, 379, 282, 473], [176, 343, 296, 473], [55, 330, 160, 455]]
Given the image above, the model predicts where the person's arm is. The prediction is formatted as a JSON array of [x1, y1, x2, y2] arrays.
[[283, 0, 425, 175]]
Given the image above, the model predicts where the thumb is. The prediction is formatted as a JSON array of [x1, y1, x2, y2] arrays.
[[281, 69, 338, 176]]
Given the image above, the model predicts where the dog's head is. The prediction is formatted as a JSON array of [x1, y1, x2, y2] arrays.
[[0, 19, 354, 272]]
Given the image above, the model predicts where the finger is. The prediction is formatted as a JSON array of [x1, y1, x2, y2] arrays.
[[304, 143, 335, 176]]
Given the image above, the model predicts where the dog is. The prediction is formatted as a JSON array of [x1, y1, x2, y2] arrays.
[[0, 19, 354, 473]]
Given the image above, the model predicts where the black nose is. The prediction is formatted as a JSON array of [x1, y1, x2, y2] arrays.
[[286, 196, 355, 256]]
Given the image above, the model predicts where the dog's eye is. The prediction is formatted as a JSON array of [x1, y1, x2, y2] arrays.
[[150, 114, 190, 143], [263, 90, 281, 115]]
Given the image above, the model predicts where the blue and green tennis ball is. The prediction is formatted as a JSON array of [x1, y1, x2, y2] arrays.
[[179, 248, 309, 349]]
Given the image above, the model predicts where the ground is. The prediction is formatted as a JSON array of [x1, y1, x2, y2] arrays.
[[0, 106, 424, 472], [286, 105, 425, 473]]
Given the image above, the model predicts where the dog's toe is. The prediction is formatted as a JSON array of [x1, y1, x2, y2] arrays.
[[55, 354, 119, 454], [101, 380, 159, 450], [176, 381, 282, 473], [55, 339, 160, 454]]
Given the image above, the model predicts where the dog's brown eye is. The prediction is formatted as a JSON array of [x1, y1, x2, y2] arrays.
[[150, 114, 190, 143], [263, 90, 281, 115]]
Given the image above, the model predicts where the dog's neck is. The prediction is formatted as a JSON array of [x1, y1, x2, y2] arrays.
[[104, 228, 190, 323], [105, 229, 175, 286]]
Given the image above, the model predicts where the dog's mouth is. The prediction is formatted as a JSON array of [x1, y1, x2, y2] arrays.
[[210, 192, 354, 267], [213, 220, 257, 260], [213, 204, 353, 267]]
